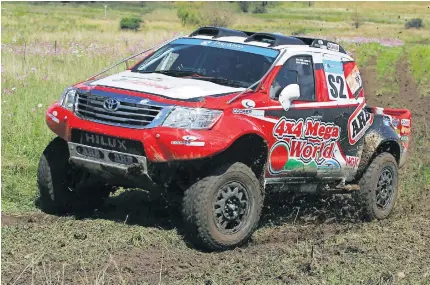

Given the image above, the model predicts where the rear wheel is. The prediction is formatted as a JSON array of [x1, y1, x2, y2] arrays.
[[355, 152, 399, 221], [37, 137, 113, 215], [182, 162, 263, 251]]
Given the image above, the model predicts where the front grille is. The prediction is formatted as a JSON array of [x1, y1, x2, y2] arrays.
[[75, 93, 163, 128], [71, 129, 145, 156]]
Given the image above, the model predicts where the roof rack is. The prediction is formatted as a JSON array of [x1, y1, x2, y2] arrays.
[[244, 33, 305, 47], [189, 26, 249, 38], [189, 27, 347, 54], [293, 36, 347, 54]]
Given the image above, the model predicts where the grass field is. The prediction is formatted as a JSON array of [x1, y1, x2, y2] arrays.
[[2, 2, 430, 284]]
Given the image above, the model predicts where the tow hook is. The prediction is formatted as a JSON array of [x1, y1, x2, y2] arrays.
[[126, 163, 146, 177]]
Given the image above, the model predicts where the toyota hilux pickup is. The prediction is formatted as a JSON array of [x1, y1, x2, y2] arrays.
[[38, 27, 412, 250]]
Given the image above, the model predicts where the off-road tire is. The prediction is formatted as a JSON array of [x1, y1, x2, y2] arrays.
[[37, 137, 111, 215], [355, 152, 399, 221], [182, 162, 263, 251]]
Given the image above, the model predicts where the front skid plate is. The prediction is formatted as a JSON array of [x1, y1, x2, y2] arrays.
[[68, 142, 148, 175]]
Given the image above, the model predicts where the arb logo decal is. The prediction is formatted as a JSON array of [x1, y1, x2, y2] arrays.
[[348, 102, 374, 145]]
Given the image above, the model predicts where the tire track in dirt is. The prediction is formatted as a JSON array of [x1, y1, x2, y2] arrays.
[[1, 213, 52, 227], [362, 57, 430, 122], [361, 56, 430, 212]]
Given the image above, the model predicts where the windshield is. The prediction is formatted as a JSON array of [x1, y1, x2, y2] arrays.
[[131, 38, 279, 88]]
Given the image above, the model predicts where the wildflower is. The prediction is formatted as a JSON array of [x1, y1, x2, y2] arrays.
[[31, 67, 37, 72], [37, 103, 43, 108], [31, 108, 36, 112], [7, 114, 12, 117], [11, 87, 16, 91]]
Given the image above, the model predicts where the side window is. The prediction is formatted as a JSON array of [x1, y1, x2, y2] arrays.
[[270, 55, 315, 101]]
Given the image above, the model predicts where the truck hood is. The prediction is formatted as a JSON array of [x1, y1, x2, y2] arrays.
[[89, 70, 245, 100]]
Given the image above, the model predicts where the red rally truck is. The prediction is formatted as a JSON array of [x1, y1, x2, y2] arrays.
[[38, 27, 412, 250]]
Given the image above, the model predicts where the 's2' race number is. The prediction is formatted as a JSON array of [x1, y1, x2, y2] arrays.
[[328, 75, 346, 99]]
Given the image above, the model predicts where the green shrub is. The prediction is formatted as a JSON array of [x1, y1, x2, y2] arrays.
[[405, 18, 424, 29], [120, 17, 143, 31], [252, 4, 267, 14], [200, 4, 234, 27], [352, 10, 362, 29], [176, 2, 234, 27], [177, 3, 201, 26], [238, 2, 250, 13]]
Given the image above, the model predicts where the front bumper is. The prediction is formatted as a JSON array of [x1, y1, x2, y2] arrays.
[[46, 103, 238, 163]]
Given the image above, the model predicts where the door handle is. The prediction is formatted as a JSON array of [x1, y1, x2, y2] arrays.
[[311, 112, 322, 119]]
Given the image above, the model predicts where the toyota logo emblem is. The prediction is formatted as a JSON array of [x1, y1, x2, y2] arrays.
[[103, 98, 120, 112]]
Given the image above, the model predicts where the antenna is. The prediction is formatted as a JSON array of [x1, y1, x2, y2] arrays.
[[86, 33, 183, 81]]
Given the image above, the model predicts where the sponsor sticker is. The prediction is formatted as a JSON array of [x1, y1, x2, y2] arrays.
[[401, 118, 410, 127], [400, 136, 409, 142], [139, 99, 150, 105], [296, 58, 310, 65], [112, 77, 171, 90], [241, 99, 256, 109], [233, 109, 265, 116], [171, 141, 205, 146], [48, 113, 60, 123], [401, 126, 411, 134], [345, 156, 360, 168], [391, 117, 400, 128], [182, 135, 197, 141], [346, 65, 362, 96], [383, 116, 391, 126], [327, 42, 340, 52], [269, 117, 344, 174], [348, 102, 374, 145]]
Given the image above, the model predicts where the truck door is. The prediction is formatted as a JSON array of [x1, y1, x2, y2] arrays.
[[265, 52, 320, 180], [317, 53, 369, 179]]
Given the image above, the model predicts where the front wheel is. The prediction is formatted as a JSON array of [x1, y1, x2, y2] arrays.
[[182, 162, 263, 251], [37, 137, 113, 215], [355, 152, 399, 221]]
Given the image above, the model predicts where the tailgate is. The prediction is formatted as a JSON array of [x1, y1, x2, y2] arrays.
[[374, 107, 412, 149]]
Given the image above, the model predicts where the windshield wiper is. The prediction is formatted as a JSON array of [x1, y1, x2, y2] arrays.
[[136, 70, 205, 78], [190, 76, 248, 88], [135, 70, 247, 88]]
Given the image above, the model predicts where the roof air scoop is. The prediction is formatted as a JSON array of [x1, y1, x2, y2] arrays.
[[189, 26, 249, 38], [244, 33, 305, 47]]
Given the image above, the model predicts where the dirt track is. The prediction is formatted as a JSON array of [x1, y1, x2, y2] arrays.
[[2, 58, 430, 284]]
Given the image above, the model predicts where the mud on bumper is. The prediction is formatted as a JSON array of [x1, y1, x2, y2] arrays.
[[68, 142, 155, 188]]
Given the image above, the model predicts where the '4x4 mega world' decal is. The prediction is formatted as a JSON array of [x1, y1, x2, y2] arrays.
[[269, 117, 347, 174]]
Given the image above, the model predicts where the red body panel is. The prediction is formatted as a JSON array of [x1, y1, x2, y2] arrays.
[[46, 55, 412, 175]]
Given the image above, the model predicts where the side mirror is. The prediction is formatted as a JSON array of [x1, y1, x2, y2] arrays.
[[279, 84, 300, 111]]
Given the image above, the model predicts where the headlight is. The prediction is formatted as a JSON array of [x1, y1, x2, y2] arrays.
[[60, 87, 77, 110], [162, 107, 223, 129]]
